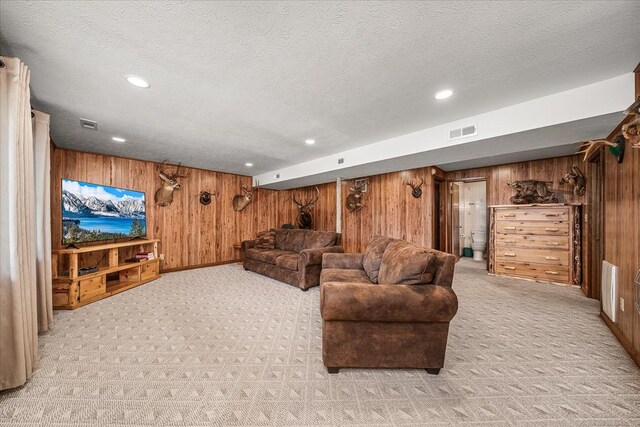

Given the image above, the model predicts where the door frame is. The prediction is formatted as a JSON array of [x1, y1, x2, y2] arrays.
[[443, 178, 489, 265]]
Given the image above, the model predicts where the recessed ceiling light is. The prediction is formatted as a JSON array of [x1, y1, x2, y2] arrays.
[[112, 136, 126, 143], [245, 162, 253, 167], [305, 139, 316, 145], [126, 75, 150, 88], [435, 89, 453, 100]]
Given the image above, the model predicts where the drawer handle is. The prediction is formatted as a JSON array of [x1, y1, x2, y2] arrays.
[[545, 270, 559, 275], [545, 227, 559, 232], [504, 226, 516, 230], [545, 241, 560, 246], [545, 256, 559, 261], [503, 213, 516, 217], [504, 253, 516, 257], [504, 266, 516, 270], [545, 213, 560, 217], [504, 239, 516, 243]]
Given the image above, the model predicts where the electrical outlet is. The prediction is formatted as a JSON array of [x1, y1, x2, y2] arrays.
[[620, 297, 624, 312], [160, 253, 165, 260]]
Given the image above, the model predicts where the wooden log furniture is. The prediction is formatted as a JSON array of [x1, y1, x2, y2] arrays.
[[52, 239, 160, 309], [489, 204, 581, 286]]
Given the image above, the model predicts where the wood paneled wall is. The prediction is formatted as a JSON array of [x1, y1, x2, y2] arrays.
[[445, 155, 588, 205], [51, 147, 274, 271], [51, 147, 337, 271], [600, 64, 640, 366], [602, 133, 640, 365], [268, 183, 337, 232], [339, 167, 437, 253]]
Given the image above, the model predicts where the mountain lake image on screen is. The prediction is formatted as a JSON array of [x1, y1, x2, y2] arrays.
[[61, 179, 147, 244]]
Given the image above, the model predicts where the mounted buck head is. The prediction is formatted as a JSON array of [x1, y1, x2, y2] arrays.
[[559, 165, 586, 197], [346, 178, 368, 212], [232, 182, 259, 212], [154, 160, 189, 207], [404, 177, 424, 198], [292, 186, 320, 229]]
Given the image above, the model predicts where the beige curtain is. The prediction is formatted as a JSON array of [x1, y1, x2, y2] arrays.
[[0, 56, 52, 391], [33, 110, 53, 332]]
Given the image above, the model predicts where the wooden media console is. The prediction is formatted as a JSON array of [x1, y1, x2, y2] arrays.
[[52, 239, 161, 309]]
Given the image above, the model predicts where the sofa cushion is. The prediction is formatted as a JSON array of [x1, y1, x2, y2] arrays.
[[362, 235, 396, 283], [303, 231, 338, 249], [245, 248, 292, 265], [320, 268, 372, 285], [275, 253, 299, 271], [255, 229, 276, 249], [378, 240, 436, 285], [275, 229, 307, 252]]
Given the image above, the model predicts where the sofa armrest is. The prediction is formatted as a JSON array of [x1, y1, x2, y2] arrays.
[[241, 239, 256, 252], [300, 246, 344, 267], [322, 253, 364, 270], [320, 282, 458, 323]]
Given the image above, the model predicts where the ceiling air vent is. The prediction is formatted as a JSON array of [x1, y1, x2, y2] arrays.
[[337, 158, 344, 165], [449, 124, 477, 140], [80, 118, 98, 130]]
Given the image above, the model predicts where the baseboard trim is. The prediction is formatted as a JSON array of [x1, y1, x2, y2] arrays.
[[160, 259, 241, 274], [601, 311, 640, 368]]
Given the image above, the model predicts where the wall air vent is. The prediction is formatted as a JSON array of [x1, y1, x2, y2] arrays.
[[449, 124, 477, 140], [79, 118, 98, 130], [274, 173, 280, 179], [338, 158, 344, 165]]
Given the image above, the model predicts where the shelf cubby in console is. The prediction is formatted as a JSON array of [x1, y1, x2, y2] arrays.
[[52, 239, 161, 309]]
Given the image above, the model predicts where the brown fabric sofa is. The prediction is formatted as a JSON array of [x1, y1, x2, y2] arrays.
[[242, 229, 343, 290], [320, 236, 458, 375]]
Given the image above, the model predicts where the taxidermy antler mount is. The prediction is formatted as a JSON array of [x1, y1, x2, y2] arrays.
[[559, 165, 586, 197], [578, 136, 625, 163], [199, 190, 218, 205], [155, 160, 189, 207], [346, 178, 368, 212], [292, 186, 320, 229], [622, 96, 640, 148], [232, 182, 259, 212], [404, 177, 424, 198]]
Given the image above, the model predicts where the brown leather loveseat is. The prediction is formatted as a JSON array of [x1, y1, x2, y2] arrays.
[[242, 229, 343, 291], [320, 236, 458, 375]]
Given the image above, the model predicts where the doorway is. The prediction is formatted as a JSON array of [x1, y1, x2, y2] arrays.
[[451, 180, 487, 266]]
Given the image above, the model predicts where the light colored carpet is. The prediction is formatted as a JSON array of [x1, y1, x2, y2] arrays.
[[1, 259, 638, 426]]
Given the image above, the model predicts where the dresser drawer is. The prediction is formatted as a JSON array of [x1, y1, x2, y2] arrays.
[[495, 208, 569, 222], [495, 261, 570, 283], [494, 247, 570, 266], [495, 221, 569, 236], [496, 234, 569, 250], [78, 275, 106, 302]]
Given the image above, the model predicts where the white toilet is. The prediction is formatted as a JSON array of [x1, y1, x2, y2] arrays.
[[471, 230, 486, 261]]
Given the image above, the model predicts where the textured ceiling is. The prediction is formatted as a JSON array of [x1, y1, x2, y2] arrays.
[[1, 1, 639, 176]]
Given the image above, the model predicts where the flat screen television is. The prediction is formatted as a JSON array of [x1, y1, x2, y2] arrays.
[[62, 179, 147, 245]]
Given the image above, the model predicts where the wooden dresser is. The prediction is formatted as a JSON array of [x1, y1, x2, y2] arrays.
[[489, 204, 581, 286]]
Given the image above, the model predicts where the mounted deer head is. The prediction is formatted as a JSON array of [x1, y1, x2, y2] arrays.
[[154, 160, 189, 207], [404, 177, 424, 198], [559, 165, 586, 197], [346, 178, 368, 212], [199, 190, 218, 205], [292, 186, 320, 229], [232, 182, 259, 212]]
